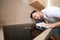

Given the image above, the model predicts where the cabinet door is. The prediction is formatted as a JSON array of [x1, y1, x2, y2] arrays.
[[3, 24, 33, 40], [30, 1, 45, 10]]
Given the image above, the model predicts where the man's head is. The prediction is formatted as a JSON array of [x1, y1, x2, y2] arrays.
[[30, 10, 43, 20]]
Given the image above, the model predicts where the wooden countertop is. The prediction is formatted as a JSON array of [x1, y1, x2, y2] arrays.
[[33, 28, 52, 40]]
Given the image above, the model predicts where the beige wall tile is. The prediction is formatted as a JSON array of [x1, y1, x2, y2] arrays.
[[1, 0, 35, 25]]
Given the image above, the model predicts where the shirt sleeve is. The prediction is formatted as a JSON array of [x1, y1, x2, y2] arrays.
[[41, 6, 60, 18]]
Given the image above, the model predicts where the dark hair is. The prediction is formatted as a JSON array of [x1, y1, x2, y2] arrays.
[[30, 10, 37, 19]]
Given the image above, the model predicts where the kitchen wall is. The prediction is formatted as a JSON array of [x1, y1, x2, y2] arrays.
[[16, 0, 35, 25], [0, 0, 35, 25], [49, 0, 60, 7]]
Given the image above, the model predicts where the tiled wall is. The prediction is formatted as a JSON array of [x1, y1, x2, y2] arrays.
[[0, 0, 35, 25], [49, 0, 60, 7]]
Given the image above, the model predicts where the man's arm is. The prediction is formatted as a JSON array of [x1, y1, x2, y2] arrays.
[[53, 21, 60, 27], [43, 17, 60, 28], [43, 21, 60, 28], [52, 17, 60, 27]]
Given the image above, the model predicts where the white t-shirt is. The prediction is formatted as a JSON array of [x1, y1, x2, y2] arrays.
[[41, 6, 60, 23]]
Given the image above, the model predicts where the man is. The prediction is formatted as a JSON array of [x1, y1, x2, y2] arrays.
[[30, 6, 60, 40]]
